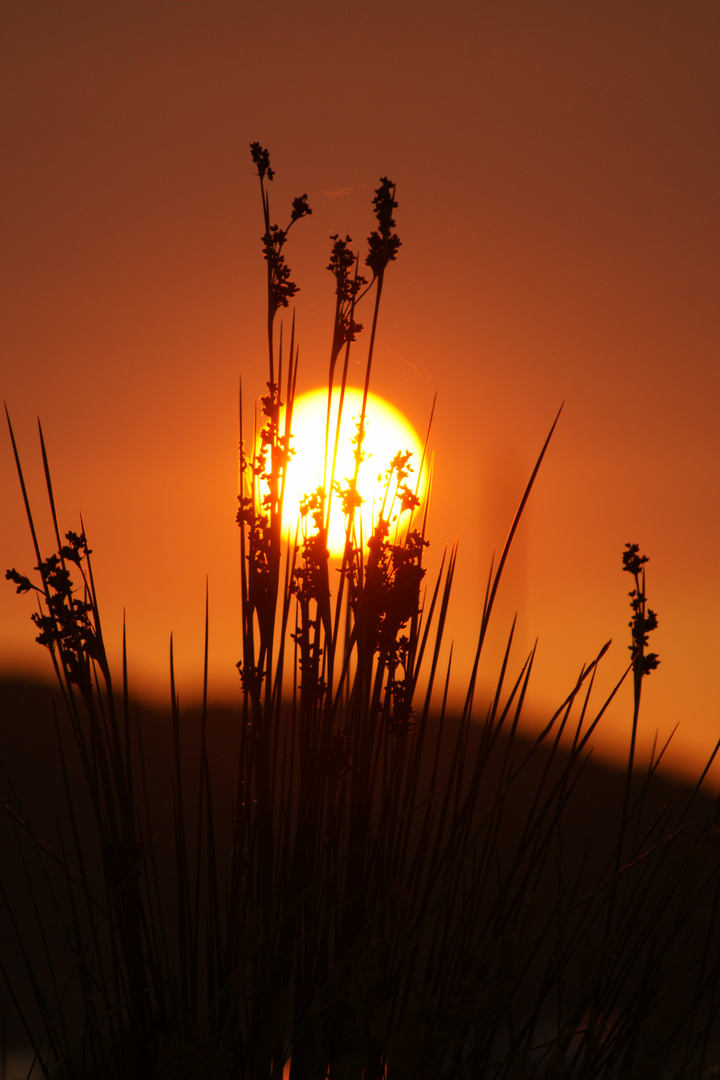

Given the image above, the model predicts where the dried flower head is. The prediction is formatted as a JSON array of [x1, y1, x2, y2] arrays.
[[366, 177, 401, 280], [623, 543, 660, 677]]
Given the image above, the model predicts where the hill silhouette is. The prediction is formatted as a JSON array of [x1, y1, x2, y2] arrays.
[[2, 673, 718, 1074]]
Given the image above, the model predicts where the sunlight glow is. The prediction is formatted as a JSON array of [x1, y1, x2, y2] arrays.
[[282, 387, 426, 557]]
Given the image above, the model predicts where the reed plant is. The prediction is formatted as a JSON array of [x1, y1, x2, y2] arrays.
[[2, 145, 720, 1079]]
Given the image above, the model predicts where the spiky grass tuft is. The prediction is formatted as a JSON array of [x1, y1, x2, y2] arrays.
[[2, 147, 720, 1079]]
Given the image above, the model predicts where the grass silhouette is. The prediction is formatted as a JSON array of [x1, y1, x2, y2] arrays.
[[2, 145, 720, 1079]]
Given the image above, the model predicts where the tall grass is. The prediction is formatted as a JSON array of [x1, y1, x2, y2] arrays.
[[3, 144, 720, 1079]]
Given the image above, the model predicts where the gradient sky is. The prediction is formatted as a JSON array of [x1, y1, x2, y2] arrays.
[[2, 1, 719, 782]]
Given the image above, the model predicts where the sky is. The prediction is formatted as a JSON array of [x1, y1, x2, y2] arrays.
[[2, 0, 719, 783]]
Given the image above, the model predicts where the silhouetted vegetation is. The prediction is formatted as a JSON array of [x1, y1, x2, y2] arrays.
[[2, 146, 719, 1078]]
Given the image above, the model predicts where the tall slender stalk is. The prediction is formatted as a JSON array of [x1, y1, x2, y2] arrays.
[[2, 147, 719, 1080]]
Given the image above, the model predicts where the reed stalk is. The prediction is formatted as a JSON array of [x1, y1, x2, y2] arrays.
[[2, 145, 719, 1079]]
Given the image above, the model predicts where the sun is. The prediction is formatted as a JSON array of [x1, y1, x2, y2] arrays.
[[282, 387, 426, 558]]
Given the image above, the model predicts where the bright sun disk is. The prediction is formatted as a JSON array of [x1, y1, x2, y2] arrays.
[[280, 387, 427, 558]]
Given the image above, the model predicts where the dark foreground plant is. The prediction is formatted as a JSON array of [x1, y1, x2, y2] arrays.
[[2, 146, 720, 1079]]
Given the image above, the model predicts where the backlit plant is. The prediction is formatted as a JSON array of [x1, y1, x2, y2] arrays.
[[2, 145, 719, 1080]]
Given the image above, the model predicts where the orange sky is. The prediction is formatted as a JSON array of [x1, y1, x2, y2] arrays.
[[2, 2, 719, 783]]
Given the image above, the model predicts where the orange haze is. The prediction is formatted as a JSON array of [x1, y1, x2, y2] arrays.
[[2, 2, 719, 785]]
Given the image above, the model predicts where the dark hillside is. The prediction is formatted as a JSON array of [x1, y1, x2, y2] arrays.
[[2, 676, 718, 1074]]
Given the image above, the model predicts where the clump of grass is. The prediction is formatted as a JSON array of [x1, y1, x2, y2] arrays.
[[3, 145, 720, 1079]]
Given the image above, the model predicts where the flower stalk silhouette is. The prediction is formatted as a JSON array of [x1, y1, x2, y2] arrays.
[[2, 146, 719, 1080]]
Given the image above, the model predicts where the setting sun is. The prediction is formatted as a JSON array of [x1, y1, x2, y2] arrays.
[[281, 387, 427, 557]]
